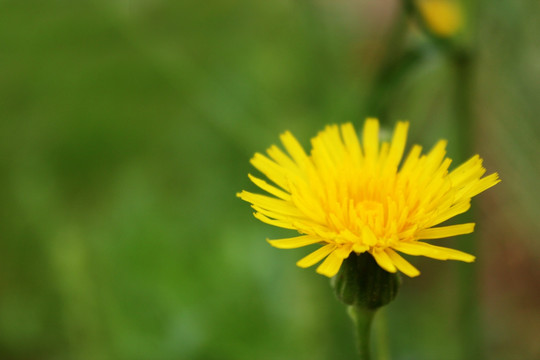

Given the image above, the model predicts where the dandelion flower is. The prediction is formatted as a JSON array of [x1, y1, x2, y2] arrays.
[[416, 0, 463, 38], [237, 119, 499, 278]]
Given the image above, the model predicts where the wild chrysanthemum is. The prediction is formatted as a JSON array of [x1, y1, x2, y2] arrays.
[[237, 119, 499, 278]]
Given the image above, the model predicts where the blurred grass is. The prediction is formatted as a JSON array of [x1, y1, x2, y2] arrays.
[[0, 0, 539, 359]]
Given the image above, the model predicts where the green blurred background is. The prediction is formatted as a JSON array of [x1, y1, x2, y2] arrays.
[[1, 0, 539, 359]]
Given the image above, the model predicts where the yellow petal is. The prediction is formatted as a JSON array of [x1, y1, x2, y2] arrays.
[[399, 144, 423, 176], [311, 136, 336, 174], [250, 153, 289, 191], [362, 227, 378, 246], [266, 145, 299, 172], [416, 223, 475, 240], [363, 118, 380, 163], [267, 235, 321, 249], [340, 122, 363, 164], [422, 140, 447, 175], [248, 174, 290, 200], [393, 241, 475, 262], [238, 191, 301, 217], [296, 244, 336, 268], [316, 250, 345, 277], [465, 173, 501, 198], [353, 243, 369, 253], [319, 124, 346, 165], [334, 244, 353, 258], [384, 121, 409, 173], [425, 201, 471, 228], [279, 131, 309, 166], [448, 155, 484, 187], [371, 248, 397, 273], [252, 212, 295, 230], [288, 182, 327, 222], [386, 248, 420, 277]]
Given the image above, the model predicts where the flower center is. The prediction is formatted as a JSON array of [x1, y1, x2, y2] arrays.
[[357, 200, 381, 213], [354, 199, 386, 240]]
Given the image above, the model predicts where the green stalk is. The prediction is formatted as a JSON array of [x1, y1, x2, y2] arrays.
[[374, 309, 391, 360], [348, 306, 376, 360], [364, 47, 428, 121], [363, 2, 418, 123], [334, 253, 400, 360], [452, 46, 483, 360], [401, 1, 483, 357]]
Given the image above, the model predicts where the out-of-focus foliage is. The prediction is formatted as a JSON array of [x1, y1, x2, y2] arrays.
[[0, 0, 538, 359]]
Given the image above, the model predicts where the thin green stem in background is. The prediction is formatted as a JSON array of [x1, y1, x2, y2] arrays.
[[348, 306, 376, 360], [402, 1, 484, 358], [452, 45, 484, 360], [364, 46, 429, 122], [363, 3, 412, 123], [357, 1, 484, 358]]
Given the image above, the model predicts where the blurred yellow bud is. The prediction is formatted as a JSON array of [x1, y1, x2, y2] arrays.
[[416, 0, 463, 37]]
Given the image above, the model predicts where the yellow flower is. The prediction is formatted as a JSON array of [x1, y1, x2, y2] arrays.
[[416, 0, 463, 38], [237, 119, 499, 278]]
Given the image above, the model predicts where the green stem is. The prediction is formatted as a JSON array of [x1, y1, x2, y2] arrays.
[[400, 1, 483, 358], [452, 50, 474, 157], [452, 46, 484, 360], [348, 305, 376, 360], [363, 3, 410, 123], [403, 1, 483, 357], [374, 309, 390, 360], [364, 46, 428, 121]]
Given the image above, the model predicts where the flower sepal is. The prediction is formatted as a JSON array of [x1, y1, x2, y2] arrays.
[[332, 252, 401, 310]]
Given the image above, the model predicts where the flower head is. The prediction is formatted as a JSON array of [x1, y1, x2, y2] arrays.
[[416, 0, 463, 38], [237, 119, 499, 278]]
